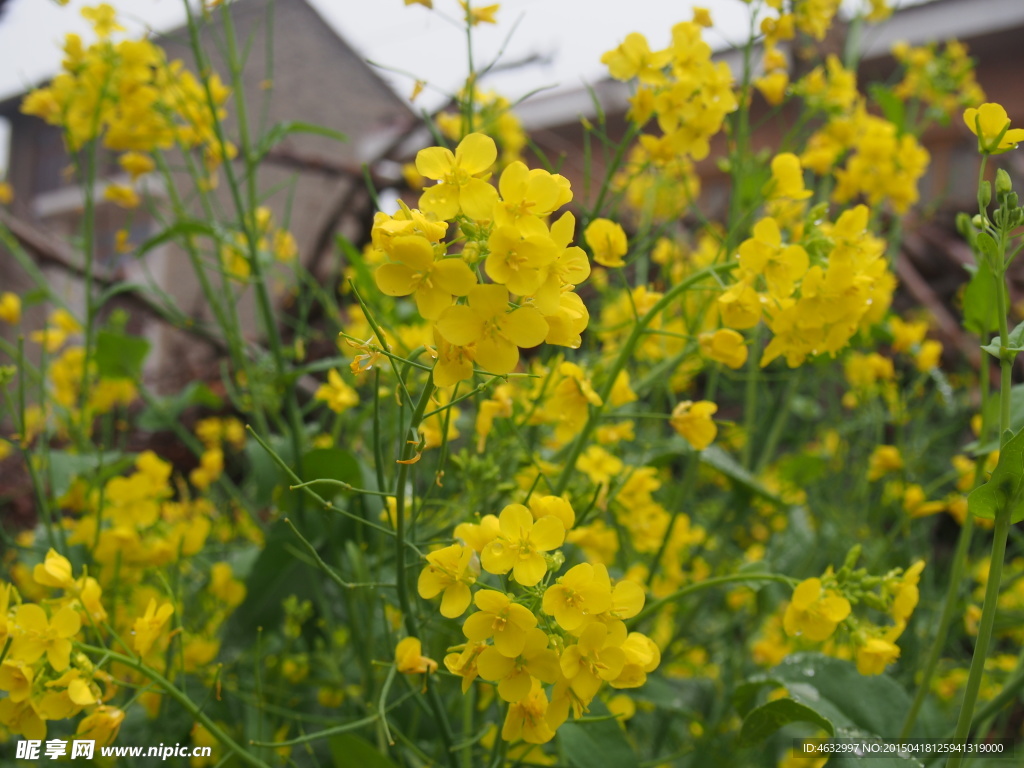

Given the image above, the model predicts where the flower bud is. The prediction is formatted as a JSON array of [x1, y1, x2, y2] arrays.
[[996, 168, 1013, 197], [978, 180, 992, 210]]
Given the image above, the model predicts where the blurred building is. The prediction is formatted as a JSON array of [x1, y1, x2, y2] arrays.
[[0, 0, 413, 388]]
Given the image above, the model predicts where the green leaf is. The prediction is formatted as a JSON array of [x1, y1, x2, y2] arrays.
[[826, 728, 925, 767], [559, 700, 635, 768], [328, 734, 398, 768], [95, 330, 150, 380], [299, 448, 362, 497], [736, 653, 918, 739], [225, 519, 319, 645], [869, 85, 905, 132], [21, 288, 48, 307], [738, 698, 834, 747], [981, 319, 1024, 360], [699, 445, 785, 504], [136, 220, 219, 258], [976, 231, 1000, 264], [48, 450, 132, 498], [253, 121, 348, 163], [137, 381, 223, 432], [963, 259, 1001, 336], [968, 426, 1024, 522]]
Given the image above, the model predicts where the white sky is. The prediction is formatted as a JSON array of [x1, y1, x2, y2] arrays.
[[0, 0, 931, 172]]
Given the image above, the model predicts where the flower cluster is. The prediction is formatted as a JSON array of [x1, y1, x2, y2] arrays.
[[21, 4, 232, 191], [369, 132, 590, 385], [603, 20, 737, 220], [718, 201, 894, 368], [414, 498, 659, 744], [773, 557, 925, 676]]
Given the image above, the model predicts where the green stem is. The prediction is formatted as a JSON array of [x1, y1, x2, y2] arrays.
[[392, 370, 458, 768], [76, 643, 272, 768], [946, 511, 1011, 768], [947, 202, 1014, 765], [552, 263, 732, 495]]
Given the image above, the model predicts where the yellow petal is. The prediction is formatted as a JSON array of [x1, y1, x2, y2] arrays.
[[416, 146, 456, 180], [456, 133, 497, 175]]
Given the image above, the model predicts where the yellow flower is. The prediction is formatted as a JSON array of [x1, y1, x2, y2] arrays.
[[766, 153, 812, 200], [463, 589, 537, 657], [867, 445, 903, 481], [782, 577, 851, 641], [416, 133, 498, 221], [856, 636, 900, 676], [9, 604, 81, 671], [542, 562, 613, 631], [600, 33, 671, 85], [476, 627, 560, 701], [963, 103, 1024, 154], [699, 329, 748, 369], [718, 277, 762, 330], [692, 7, 713, 27], [528, 494, 576, 531], [486, 219, 558, 295], [375, 235, 477, 319], [891, 560, 925, 624], [481, 503, 565, 586], [459, 1, 499, 25], [737, 217, 809, 299], [314, 369, 359, 413], [132, 598, 174, 657], [502, 679, 558, 744], [0, 292, 20, 325], [914, 339, 942, 372], [104, 184, 140, 209], [670, 400, 718, 451], [444, 641, 487, 693], [436, 284, 548, 376], [560, 621, 627, 703], [119, 151, 155, 179], [755, 70, 789, 106], [0, 181, 12, 204], [81, 3, 124, 38], [33, 548, 75, 590], [395, 638, 436, 671], [584, 218, 628, 268], [76, 706, 125, 747], [417, 543, 479, 618]]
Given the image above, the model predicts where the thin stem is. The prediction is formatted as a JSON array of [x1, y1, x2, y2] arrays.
[[76, 643, 273, 768], [552, 263, 732, 495]]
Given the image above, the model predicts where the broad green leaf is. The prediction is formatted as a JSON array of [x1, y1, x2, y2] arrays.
[[559, 700, 635, 768], [827, 728, 925, 767], [738, 698, 833, 747], [299, 448, 363, 498], [137, 381, 223, 432], [968, 426, 1024, 522], [48, 450, 131, 498], [963, 258, 1001, 336], [225, 519, 319, 644], [634, 676, 712, 716], [735, 653, 917, 739], [95, 330, 150, 380], [328, 734, 398, 768], [253, 121, 348, 163]]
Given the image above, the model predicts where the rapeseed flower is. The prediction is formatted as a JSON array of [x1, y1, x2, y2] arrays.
[[964, 103, 1024, 154]]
